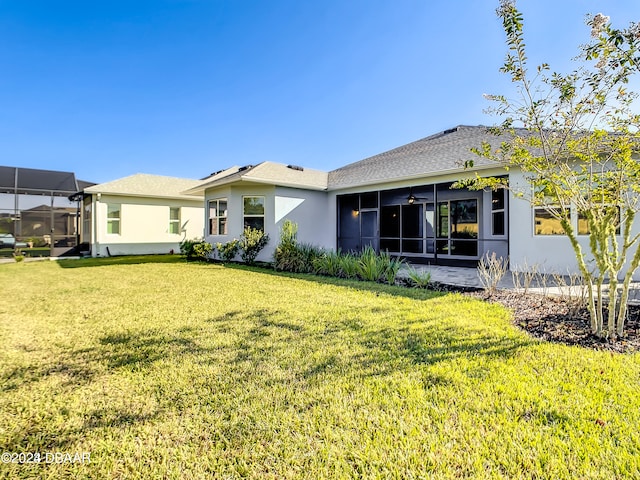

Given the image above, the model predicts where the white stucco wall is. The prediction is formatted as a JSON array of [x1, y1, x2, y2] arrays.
[[90, 194, 204, 257], [508, 170, 640, 281], [204, 184, 332, 262]]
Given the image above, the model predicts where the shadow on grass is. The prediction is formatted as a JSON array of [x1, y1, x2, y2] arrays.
[[54, 255, 456, 305], [54, 254, 186, 268], [1, 327, 211, 392], [223, 301, 532, 384], [1, 301, 534, 452], [222, 262, 448, 302], [1, 327, 207, 450]]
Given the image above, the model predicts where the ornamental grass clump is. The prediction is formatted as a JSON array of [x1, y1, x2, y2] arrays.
[[313, 249, 343, 277], [273, 220, 325, 273], [406, 265, 433, 289]]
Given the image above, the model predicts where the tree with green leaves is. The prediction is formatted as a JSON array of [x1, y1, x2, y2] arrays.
[[461, 0, 640, 340]]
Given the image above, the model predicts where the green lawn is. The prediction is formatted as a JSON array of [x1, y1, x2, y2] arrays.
[[1, 257, 639, 479]]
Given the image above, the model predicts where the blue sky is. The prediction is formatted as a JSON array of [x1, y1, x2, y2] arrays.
[[1, 0, 637, 184]]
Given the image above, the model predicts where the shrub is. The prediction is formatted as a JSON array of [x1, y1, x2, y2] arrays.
[[274, 220, 302, 271], [273, 220, 325, 273], [380, 251, 404, 285], [313, 250, 343, 277], [355, 247, 404, 284], [357, 246, 385, 282], [192, 242, 213, 260], [179, 238, 201, 259], [180, 238, 213, 261], [296, 244, 325, 273], [239, 227, 269, 265], [338, 252, 359, 279], [215, 239, 240, 263], [477, 252, 508, 296]]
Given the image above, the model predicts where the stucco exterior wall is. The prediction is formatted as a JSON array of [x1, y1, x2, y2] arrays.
[[204, 184, 332, 262], [508, 170, 640, 281], [90, 194, 204, 257]]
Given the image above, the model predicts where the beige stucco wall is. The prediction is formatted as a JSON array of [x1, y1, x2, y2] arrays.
[[90, 193, 204, 257]]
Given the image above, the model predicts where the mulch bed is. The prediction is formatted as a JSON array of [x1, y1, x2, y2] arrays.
[[423, 281, 640, 353], [466, 289, 640, 354]]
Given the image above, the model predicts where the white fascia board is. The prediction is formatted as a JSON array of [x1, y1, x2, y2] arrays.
[[243, 177, 328, 191], [90, 191, 203, 202]]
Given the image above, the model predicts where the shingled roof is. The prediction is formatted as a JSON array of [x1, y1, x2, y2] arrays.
[[183, 161, 329, 195], [328, 125, 508, 190], [85, 173, 203, 200]]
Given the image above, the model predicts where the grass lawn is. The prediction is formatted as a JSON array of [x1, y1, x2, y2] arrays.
[[1, 256, 639, 479]]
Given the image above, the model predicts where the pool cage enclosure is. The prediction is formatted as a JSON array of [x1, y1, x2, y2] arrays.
[[0, 166, 94, 257]]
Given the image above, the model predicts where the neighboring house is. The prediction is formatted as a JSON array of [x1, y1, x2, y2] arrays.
[[0, 165, 95, 257], [82, 174, 204, 257], [183, 125, 640, 280]]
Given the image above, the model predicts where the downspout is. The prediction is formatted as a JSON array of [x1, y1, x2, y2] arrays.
[[94, 193, 100, 257]]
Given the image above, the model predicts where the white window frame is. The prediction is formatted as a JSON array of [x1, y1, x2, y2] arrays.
[[208, 198, 227, 235], [106, 204, 121, 235], [243, 196, 265, 231], [491, 189, 506, 237], [169, 207, 181, 235]]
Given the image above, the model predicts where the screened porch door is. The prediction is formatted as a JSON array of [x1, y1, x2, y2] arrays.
[[360, 210, 378, 251], [436, 199, 479, 257]]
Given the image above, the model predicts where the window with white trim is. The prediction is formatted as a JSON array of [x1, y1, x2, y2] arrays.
[[169, 207, 181, 234], [491, 189, 506, 236], [106, 204, 120, 235], [243, 196, 265, 230], [208, 199, 227, 235]]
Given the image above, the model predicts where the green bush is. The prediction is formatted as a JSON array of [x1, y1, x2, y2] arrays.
[[296, 244, 325, 273], [179, 238, 201, 259], [180, 238, 213, 261], [338, 252, 359, 279], [192, 242, 213, 260], [273, 222, 402, 285], [216, 239, 240, 263], [313, 250, 343, 277], [357, 246, 383, 282], [274, 220, 324, 273], [274, 220, 302, 271], [380, 250, 405, 285], [239, 227, 269, 265]]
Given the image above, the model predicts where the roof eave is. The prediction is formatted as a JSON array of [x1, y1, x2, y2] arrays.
[[327, 163, 502, 191], [86, 190, 203, 201], [192, 175, 328, 193], [246, 177, 328, 191]]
